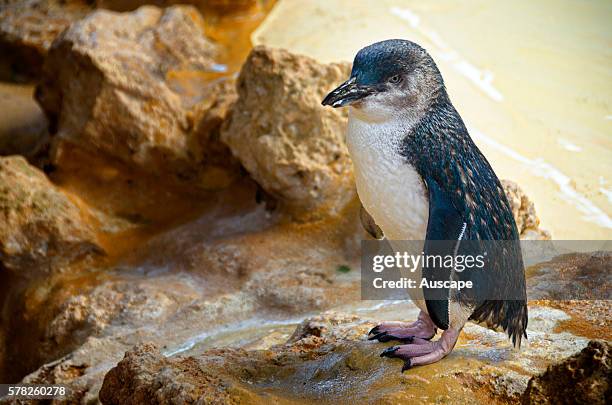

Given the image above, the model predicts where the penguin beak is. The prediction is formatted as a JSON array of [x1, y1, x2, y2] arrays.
[[322, 77, 373, 108]]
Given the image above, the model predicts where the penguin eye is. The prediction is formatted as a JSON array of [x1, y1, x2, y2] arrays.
[[388, 75, 402, 84]]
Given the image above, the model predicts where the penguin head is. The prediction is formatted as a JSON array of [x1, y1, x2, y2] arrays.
[[322, 39, 444, 121]]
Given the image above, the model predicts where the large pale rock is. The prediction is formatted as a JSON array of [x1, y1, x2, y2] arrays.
[[0, 0, 260, 80], [522, 340, 610, 404], [0, 156, 101, 276], [221, 46, 354, 218], [36, 5, 238, 187], [0, 0, 92, 79], [502, 179, 551, 240]]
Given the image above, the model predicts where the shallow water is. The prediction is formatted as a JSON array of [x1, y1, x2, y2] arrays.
[[253, 0, 612, 239]]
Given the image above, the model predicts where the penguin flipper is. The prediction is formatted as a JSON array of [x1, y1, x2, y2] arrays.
[[423, 179, 466, 330], [360, 203, 384, 239]]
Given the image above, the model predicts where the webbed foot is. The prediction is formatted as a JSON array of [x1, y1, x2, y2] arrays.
[[379, 327, 460, 371]]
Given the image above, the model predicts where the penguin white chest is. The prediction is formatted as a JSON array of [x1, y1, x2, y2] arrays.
[[346, 111, 429, 241]]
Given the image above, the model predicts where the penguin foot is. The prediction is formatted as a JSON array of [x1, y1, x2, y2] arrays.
[[369, 330, 414, 343], [368, 329, 434, 343], [378, 327, 461, 371], [368, 311, 437, 343]]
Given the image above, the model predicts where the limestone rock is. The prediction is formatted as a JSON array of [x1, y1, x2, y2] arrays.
[[246, 267, 335, 312], [0, 156, 101, 276], [502, 179, 551, 240], [15, 273, 206, 399], [527, 251, 612, 301], [521, 340, 611, 404], [287, 311, 362, 343], [36, 5, 239, 187], [454, 365, 531, 403], [99, 343, 240, 405], [98, 309, 596, 405], [221, 46, 354, 218], [0, 0, 92, 80]]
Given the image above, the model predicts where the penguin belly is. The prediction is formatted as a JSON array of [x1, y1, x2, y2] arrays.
[[346, 113, 429, 241], [346, 113, 429, 312]]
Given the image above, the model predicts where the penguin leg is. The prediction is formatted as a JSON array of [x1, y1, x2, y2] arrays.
[[368, 311, 437, 342], [379, 326, 461, 371]]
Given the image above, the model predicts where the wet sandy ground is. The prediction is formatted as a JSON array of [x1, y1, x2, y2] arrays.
[[253, 0, 612, 240]]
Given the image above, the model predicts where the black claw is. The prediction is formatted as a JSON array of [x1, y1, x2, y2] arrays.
[[368, 326, 380, 336], [369, 332, 414, 344], [380, 346, 399, 358], [401, 359, 412, 372], [368, 331, 387, 341]]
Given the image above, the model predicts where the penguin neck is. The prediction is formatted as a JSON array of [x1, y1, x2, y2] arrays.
[[345, 88, 447, 151], [346, 107, 419, 154]]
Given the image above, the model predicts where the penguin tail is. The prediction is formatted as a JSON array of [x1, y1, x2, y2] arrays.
[[470, 300, 528, 348]]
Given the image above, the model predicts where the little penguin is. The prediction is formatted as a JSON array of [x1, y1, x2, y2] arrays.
[[322, 39, 528, 370]]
